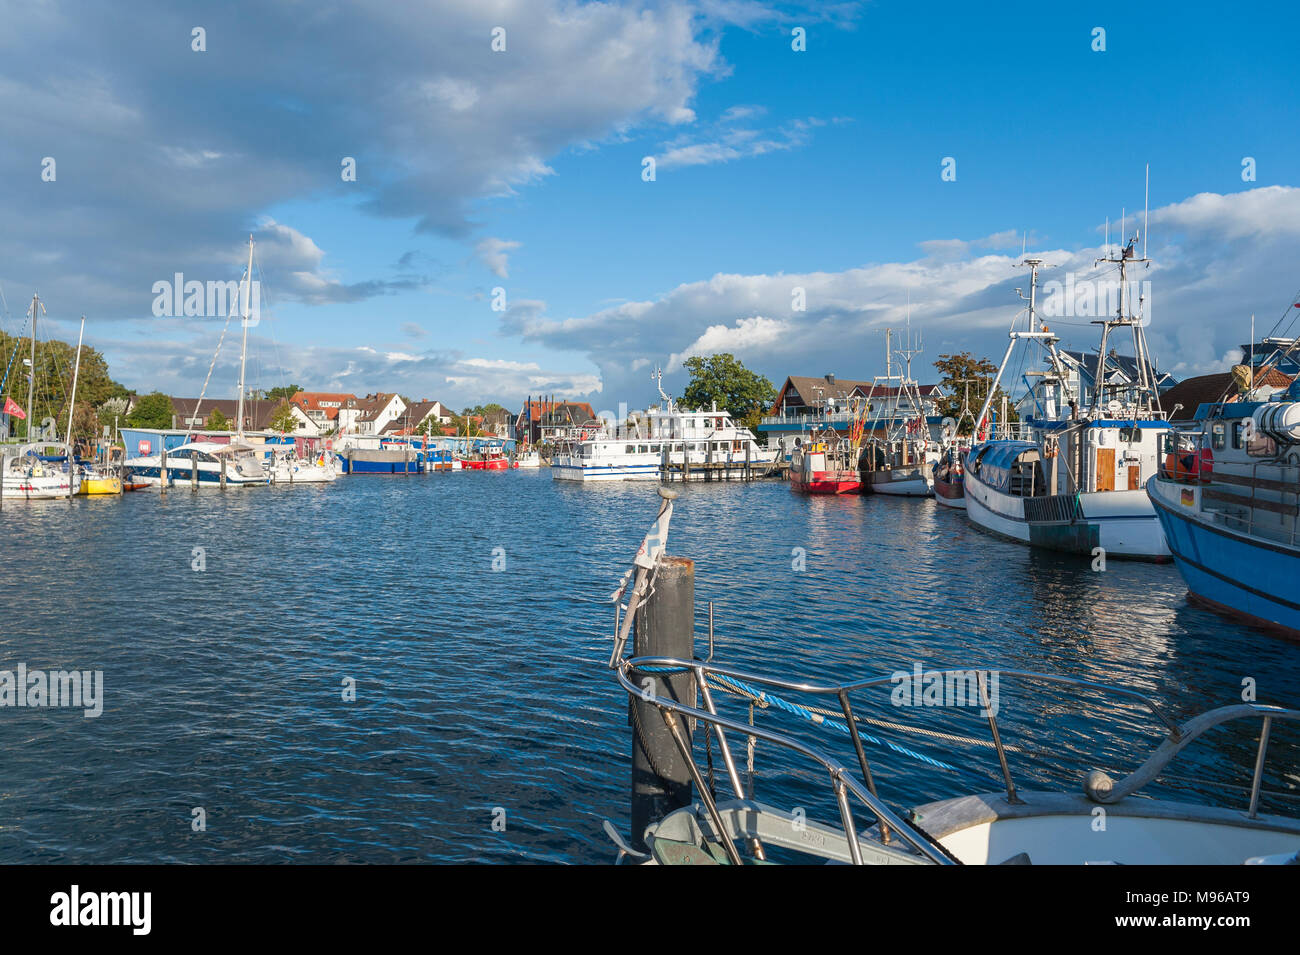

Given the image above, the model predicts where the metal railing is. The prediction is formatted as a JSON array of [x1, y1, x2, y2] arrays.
[[615, 656, 1300, 865]]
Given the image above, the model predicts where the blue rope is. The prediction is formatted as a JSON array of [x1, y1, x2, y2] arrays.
[[633, 665, 958, 773]]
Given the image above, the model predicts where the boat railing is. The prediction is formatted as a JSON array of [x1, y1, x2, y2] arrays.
[[616, 654, 1277, 864], [1191, 460, 1300, 548]]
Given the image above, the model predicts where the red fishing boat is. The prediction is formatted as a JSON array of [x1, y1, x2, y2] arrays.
[[459, 447, 510, 470], [931, 446, 966, 508], [789, 439, 861, 495]]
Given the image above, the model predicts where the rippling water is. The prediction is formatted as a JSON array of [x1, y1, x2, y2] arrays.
[[1, 472, 1297, 863]]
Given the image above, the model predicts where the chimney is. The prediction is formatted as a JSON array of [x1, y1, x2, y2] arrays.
[[825, 373, 835, 385]]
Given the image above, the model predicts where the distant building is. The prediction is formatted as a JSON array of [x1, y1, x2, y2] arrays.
[[351, 393, 406, 435], [1240, 337, 1300, 376], [514, 399, 598, 444], [380, 399, 454, 436], [169, 397, 297, 433], [290, 392, 359, 433], [760, 374, 943, 444], [1160, 368, 1294, 423]]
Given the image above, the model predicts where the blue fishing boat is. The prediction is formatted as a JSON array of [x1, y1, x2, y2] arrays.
[[1148, 378, 1300, 636]]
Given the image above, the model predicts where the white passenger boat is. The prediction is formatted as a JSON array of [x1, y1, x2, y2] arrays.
[[123, 441, 269, 488], [962, 249, 1170, 559], [513, 448, 542, 469], [552, 376, 775, 482]]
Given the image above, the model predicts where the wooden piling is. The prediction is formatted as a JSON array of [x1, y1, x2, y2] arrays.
[[191, 451, 198, 490], [630, 554, 696, 850], [159, 445, 167, 496]]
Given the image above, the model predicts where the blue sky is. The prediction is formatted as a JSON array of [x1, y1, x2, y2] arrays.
[[2, 0, 1298, 412]]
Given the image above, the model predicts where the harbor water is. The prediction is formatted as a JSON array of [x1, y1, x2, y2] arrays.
[[1, 472, 1298, 863]]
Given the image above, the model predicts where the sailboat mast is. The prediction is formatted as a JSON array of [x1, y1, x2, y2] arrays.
[[26, 293, 38, 433], [66, 316, 85, 444], [236, 235, 253, 439]]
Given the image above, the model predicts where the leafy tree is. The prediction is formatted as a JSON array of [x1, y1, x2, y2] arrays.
[[932, 352, 1017, 433], [1, 331, 128, 438], [206, 408, 230, 431], [266, 385, 301, 401], [127, 391, 175, 430], [679, 353, 776, 421], [269, 400, 297, 434]]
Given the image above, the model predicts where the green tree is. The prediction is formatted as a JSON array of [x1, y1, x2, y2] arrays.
[[679, 353, 776, 421], [269, 400, 297, 434], [932, 352, 1017, 433], [266, 385, 301, 401], [126, 391, 176, 430], [206, 407, 230, 431]]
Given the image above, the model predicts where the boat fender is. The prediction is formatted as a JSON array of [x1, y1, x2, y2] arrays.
[[1198, 446, 1213, 482]]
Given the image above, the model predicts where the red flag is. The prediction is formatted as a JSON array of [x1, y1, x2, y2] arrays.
[[3, 397, 25, 420]]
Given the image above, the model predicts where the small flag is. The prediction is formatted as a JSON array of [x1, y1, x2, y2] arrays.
[[3, 397, 25, 420]]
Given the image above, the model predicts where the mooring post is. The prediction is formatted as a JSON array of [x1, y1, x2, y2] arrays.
[[629, 553, 696, 852], [191, 451, 198, 489], [159, 445, 167, 496]]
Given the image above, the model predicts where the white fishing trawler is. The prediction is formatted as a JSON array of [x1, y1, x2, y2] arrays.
[[552, 372, 776, 482], [963, 233, 1171, 559]]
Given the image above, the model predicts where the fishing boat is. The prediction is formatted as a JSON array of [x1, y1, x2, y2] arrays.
[[931, 445, 966, 508], [1148, 369, 1300, 636], [460, 445, 510, 470], [513, 447, 541, 469], [855, 328, 937, 497], [962, 245, 1171, 559], [606, 493, 1300, 866], [1, 442, 79, 498], [552, 370, 775, 482], [788, 432, 860, 494]]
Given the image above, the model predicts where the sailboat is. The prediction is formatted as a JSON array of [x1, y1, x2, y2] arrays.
[[124, 237, 269, 489], [1, 293, 81, 499], [963, 221, 1171, 559]]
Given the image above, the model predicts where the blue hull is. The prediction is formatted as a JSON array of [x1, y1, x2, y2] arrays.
[[1150, 489, 1300, 636], [339, 456, 428, 474]]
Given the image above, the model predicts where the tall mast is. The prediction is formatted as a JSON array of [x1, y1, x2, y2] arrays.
[[236, 234, 253, 440], [66, 316, 85, 444], [26, 292, 41, 433], [977, 257, 1054, 433]]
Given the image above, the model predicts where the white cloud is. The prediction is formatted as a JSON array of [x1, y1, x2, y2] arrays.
[[475, 238, 522, 279], [505, 187, 1300, 404]]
